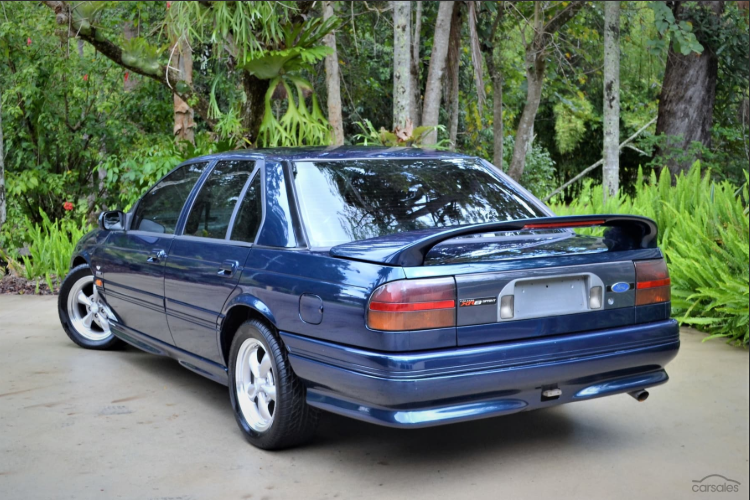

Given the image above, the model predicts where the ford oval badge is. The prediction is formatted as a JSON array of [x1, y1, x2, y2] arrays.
[[611, 282, 630, 293]]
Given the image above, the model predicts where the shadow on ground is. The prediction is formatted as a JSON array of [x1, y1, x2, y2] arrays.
[[118, 343, 628, 467]]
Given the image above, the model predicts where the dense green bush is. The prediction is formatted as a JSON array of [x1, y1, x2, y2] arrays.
[[1, 211, 92, 293], [551, 164, 749, 346], [99, 132, 235, 212], [0, 132, 231, 254], [500, 135, 556, 198]]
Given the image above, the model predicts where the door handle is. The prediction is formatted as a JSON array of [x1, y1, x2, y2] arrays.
[[218, 260, 239, 277], [147, 249, 167, 263]]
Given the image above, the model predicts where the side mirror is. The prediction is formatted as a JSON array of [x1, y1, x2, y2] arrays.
[[98, 210, 125, 231]]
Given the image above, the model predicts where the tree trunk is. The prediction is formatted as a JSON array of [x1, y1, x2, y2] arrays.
[[602, 1, 620, 199], [447, 71, 459, 150], [481, 4, 504, 168], [242, 72, 271, 147], [485, 54, 503, 168], [172, 39, 195, 144], [507, 46, 544, 180], [421, 1, 455, 145], [410, 1, 423, 126], [392, 1, 412, 131], [446, 5, 462, 150], [322, 2, 344, 145], [0, 87, 5, 233], [655, 1, 725, 176], [467, 2, 486, 117], [507, 1, 583, 180]]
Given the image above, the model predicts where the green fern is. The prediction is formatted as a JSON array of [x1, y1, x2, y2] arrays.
[[552, 164, 749, 346], [121, 37, 167, 76], [9, 210, 92, 293]]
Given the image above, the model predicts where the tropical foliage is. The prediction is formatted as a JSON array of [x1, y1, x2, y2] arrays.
[[1, 211, 91, 293], [552, 164, 749, 346]]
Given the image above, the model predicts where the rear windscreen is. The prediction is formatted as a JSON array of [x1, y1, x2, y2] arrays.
[[293, 159, 547, 247]]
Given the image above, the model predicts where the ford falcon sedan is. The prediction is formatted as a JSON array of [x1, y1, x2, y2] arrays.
[[59, 147, 679, 449]]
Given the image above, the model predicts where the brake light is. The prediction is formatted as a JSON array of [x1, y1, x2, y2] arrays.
[[367, 278, 456, 331], [635, 259, 671, 305], [523, 220, 606, 229]]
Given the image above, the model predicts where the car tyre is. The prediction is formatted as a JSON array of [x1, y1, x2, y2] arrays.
[[229, 319, 319, 450], [58, 264, 123, 350]]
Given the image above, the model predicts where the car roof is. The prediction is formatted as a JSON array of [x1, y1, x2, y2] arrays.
[[185, 146, 474, 164]]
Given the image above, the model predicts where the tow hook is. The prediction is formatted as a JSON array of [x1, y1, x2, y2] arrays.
[[541, 386, 562, 401]]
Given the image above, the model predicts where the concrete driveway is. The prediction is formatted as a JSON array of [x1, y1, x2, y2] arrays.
[[0, 294, 747, 500]]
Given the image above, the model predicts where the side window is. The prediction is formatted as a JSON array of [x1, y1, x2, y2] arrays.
[[184, 160, 255, 239], [133, 162, 209, 234], [230, 174, 263, 244]]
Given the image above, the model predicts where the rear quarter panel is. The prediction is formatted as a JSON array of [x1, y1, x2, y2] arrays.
[[227, 248, 457, 351]]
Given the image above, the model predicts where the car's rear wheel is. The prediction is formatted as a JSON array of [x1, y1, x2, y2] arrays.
[[228, 319, 319, 450], [58, 264, 123, 350]]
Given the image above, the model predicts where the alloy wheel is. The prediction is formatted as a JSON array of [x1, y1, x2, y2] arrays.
[[66, 275, 112, 342], [235, 338, 277, 432]]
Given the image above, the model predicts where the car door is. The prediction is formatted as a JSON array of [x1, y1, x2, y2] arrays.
[[99, 161, 210, 344], [164, 159, 261, 363]]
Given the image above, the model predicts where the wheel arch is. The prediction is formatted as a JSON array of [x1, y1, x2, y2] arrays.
[[218, 295, 278, 366], [71, 255, 89, 269]]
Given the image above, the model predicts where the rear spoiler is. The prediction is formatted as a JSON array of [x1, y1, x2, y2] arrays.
[[329, 215, 658, 267]]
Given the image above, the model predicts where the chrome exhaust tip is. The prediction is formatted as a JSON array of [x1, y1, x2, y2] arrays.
[[628, 390, 649, 402]]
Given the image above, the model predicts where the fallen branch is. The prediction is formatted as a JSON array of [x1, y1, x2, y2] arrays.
[[543, 117, 657, 202]]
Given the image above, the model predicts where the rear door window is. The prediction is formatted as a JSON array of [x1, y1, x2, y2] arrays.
[[133, 162, 209, 234], [184, 160, 255, 239], [230, 174, 263, 244]]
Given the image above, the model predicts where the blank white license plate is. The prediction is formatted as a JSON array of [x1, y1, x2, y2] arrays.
[[511, 276, 588, 320]]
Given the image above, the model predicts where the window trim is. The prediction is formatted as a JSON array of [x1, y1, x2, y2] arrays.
[[254, 160, 267, 245], [169, 233, 255, 248], [129, 159, 215, 234], [283, 161, 309, 248]]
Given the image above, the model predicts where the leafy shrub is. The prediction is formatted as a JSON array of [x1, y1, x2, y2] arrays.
[[551, 163, 749, 346], [98, 131, 239, 212], [636, 132, 749, 187], [0, 131, 237, 292], [1, 211, 92, 293], [501, 135, 557, 199], [553, 92, 597, 154]]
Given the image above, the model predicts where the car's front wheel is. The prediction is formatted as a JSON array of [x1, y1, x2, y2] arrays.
[[58, 264, 123, 350], [228, 319, 319, 450]]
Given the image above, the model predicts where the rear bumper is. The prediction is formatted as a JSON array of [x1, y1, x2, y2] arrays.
[[281, 319, 680, 428]]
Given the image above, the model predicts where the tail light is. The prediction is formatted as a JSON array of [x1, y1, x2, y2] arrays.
[[635, 259, 671, 305], [367, 278, 456, 331]]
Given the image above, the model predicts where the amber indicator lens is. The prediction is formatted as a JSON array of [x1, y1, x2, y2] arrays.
[[635, 259, 671, 305], [368, 278, 456, 331]]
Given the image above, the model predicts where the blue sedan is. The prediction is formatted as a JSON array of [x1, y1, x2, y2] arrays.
[[58, 147, 679, 449]]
